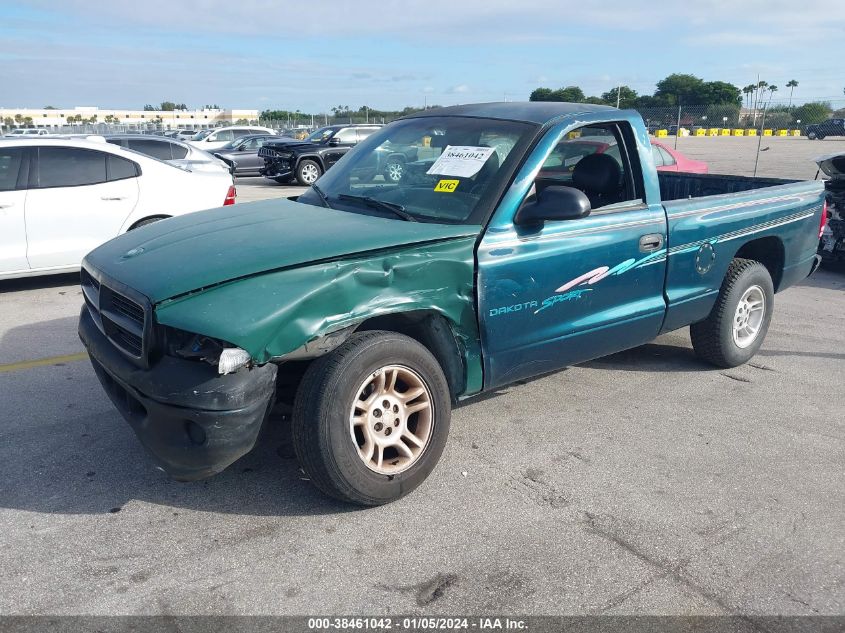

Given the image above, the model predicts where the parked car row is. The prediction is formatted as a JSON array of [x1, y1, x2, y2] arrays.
[[0, 137, 236, 279]]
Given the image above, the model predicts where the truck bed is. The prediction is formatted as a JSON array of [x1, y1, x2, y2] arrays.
[[658, 172, 796, 201], [657, 174, 824, 333]]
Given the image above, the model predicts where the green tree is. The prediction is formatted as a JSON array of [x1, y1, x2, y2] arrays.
[[43, 105, 57, 110], [529, 86, 585, 102], [792, 101, 831, 125], [529, 87, 555, 101], [601, 86, 638, 108], [702, 81, 742, 106], [143, 104, 156, 111], [14, 114, 23, 125], [786, 80, 798, 107], [159, 101, 177, 111], [654, 73, 707, 105]]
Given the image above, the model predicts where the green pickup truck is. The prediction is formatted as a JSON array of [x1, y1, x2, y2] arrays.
[[79, 103, 826, 505]]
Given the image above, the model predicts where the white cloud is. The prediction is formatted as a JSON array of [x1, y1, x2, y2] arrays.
[[449, 84, 470, 94]]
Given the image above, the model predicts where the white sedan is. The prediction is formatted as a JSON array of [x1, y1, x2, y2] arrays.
[[0, 138, 236, 280]]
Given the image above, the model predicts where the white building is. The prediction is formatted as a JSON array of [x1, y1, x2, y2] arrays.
[[0, 106, 260, 130]]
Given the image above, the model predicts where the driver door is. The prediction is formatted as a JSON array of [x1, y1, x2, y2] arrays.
[[477, 120, 668, 388]]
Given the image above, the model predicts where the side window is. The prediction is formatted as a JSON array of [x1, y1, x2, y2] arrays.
[[214, 130, 234, 141], [657, 146, 676, 166], [334, 128, 358, 143], [535, 122, 643, 211], [170, 143, 189, 159], [37, 147, 107, 188], [128, 138, 173, 161], [356, 127, 380, 142], [232, 129, 251, 139], [651, 145, 665, 167], [107, 155, 139, 181], [0, 148, 24, 191]]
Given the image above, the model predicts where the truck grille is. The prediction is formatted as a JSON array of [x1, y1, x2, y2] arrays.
[[81, 266, 150, 363], [258, 146, 288, 159]]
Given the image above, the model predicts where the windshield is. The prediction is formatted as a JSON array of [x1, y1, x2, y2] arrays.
[[306, 127, 335, 142], [218, 137, 247, 150], [297, 116, 537, 224], [191, 129, 212, 141]]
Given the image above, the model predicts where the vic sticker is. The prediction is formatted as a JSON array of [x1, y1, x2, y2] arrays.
[[434, 179, 459, 192]]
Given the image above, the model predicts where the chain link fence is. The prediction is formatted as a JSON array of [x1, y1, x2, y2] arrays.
[[3, 101, 843, 179]]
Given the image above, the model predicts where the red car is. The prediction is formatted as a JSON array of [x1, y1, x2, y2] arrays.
[[542, 137, 708, 174]]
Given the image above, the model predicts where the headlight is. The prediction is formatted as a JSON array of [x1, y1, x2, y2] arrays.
[[160, 326, 253, 374], [218, 348, 252, 375]]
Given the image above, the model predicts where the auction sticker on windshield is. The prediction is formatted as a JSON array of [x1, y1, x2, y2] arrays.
[[427, 145, 496, 178], [434, 179, 459, 192]]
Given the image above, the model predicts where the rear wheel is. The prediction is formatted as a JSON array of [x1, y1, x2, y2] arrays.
[[296, 160, 322, 186], [292, 331, 451, 505], [808, 131, 817, 140], [690, 258, 774, 368]]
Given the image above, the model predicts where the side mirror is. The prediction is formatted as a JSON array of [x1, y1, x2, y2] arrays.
[[515, 186, 592, 226], [328, 137, 341, 146]]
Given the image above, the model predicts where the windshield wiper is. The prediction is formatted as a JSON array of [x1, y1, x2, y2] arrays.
[[311, 182, 332, 209], [336, 194, 417, 222]]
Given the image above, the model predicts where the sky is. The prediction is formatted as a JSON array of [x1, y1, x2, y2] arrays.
[[1, 0, 843, 112]]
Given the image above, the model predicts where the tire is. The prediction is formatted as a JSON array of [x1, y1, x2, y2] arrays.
[[129, 216, 168, 230], [817, 135, 826, 140], [807, 131, 817, 140], [292, 331, 451, 506], [384, 159, 405, 183], [295, 159, 322, 186], [690, 258, 774, 368]]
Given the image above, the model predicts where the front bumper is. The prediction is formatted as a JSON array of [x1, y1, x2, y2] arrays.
[[259, 157, 293, 179], [78, 306, 277, 481]]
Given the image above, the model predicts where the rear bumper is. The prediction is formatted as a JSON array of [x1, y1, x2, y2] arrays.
[[78, 306, 277, 481]]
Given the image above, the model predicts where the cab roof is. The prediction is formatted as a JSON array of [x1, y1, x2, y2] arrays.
[[404, 101, 616, 125]]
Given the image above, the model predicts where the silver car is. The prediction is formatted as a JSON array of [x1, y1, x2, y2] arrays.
[[103, 134, 231, 173]]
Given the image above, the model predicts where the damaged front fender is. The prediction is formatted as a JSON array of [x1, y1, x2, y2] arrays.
[[153, 237, 483, 396]]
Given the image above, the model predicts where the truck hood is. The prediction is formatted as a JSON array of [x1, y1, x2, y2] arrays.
[[84, 198, 479, 304], [815, 151, 845, 180]]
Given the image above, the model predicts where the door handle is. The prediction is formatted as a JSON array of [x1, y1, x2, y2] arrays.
[[639, 233, 664, 253], [100, 196, 126, 201]]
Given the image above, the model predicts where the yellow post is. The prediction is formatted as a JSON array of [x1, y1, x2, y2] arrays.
[[694, 128, 705, 136], [720, 128, 730, 136], [776, 129, 788, 136], [656, 129, 668, 138], [746, 129, 757, 136], [707, 128, 719, 136], [763, 129, 773, 136], [791, 130, 801, 136], [732, 129, 744, 136]]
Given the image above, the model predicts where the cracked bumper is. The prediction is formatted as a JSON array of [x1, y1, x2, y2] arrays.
[[79, 306, 277, 481]]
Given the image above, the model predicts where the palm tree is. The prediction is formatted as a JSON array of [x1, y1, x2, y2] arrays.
[[786, 80, 798, 107], [767, 85, 778, 106], [743, 85, 755, 111], [754, 80, 768, 113]]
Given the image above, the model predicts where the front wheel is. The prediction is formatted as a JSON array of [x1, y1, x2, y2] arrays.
[[384, 160, 405, 183], [690, 258, 774, 368], [292, 331, 451, 505], [807, 131, 817, 140], [296, 159, 322, 186]]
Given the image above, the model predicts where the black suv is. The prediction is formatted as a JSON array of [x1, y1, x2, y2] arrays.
[[806, 118, 845, 140], [259, 124, 382, 185]]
